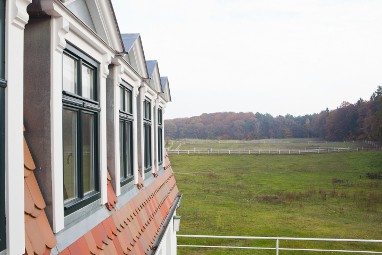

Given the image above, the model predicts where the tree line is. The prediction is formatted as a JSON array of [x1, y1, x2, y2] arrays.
[[165, 87, 382, 143]]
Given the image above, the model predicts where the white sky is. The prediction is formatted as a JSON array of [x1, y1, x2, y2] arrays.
[[111, 0, 382, 119]]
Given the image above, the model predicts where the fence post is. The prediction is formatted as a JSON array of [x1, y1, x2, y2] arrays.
[[276, 238, 279, 255], [178, 150, 179, 155], [229, 150, 231, 155]]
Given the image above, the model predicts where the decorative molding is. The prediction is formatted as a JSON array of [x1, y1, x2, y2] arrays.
[[54, 17, 70, 53], [10, 0, 32, 29], [133, 87, 139, 98], [101, 53, 112, 78]]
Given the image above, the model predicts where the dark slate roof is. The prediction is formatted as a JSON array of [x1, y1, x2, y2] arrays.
[[146, 60, 158, 79], [121, 33, 140, 52], [160, 77, 168, 93]]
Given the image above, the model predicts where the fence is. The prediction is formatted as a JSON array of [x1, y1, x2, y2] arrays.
[[177, 235, 382, 254], [168, 147, 381, 155]]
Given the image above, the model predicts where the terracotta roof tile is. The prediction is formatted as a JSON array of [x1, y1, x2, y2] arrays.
[[35, 211, 57, 249], [59, 248, 71, 255], [25, 230, 34, 255], [24, 134, 57, 255], [25, 172, 46, 211], [24, 138, 36, 170], [67, 237, 89, 255], [25, 214, 47, 255], [106, 171, 118, 211], [84, 232, 99, 255], [92, 223, 109, 248], [112, 236, 124, 255], [116, 229, 130, 254]]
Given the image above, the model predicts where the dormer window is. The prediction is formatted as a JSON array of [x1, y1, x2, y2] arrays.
[[119, 82, 134, 184], [143, 99, 152, 171], [62, 43, 100, 215]]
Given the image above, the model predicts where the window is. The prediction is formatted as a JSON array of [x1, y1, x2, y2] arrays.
[[158, 108, 163, 165], [0, 0, 6, 250], [143, 99, 152, 171], [62, 44, 99, 215], [119, 83, 133, 185]]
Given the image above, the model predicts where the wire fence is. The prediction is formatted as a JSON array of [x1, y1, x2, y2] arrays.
[[177, 235, 382, 254]]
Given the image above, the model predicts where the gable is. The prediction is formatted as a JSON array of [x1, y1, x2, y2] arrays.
[[121, 33, 149, 78], [146, 60, 162, 93], [66, 0, 96, 31], [63, 0, 124, 52], [160, 77, 172, 102]]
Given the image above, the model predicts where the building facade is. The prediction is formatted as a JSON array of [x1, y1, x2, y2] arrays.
[[1, 0, 180, 254]]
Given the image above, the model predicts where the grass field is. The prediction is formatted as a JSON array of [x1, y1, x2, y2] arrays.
[[172, 151, 382, 255]]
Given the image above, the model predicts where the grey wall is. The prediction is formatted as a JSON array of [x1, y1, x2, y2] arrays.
[[24, 17, 54, 227], [106, 66, 116, 190]]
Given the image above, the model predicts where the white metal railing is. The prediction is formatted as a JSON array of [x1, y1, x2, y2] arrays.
[[177, 235, 382, 254], [168, 147, 381, 155]]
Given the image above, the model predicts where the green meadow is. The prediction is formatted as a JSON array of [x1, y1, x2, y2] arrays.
[[172, 152, 382, 255]]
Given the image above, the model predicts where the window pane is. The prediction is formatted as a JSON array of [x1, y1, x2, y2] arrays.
[[144, 124, 152, 169], [120, 87, 125, 112], [126, 90, 132, 114], [82, 64, 94, 100], [126, 121, 133, 176], [63, 54, 77, 94], [120, 121, 125, 179], [158, 127, 163, 162], [63, 109, 78, 202], [82, 113, 95, 195]]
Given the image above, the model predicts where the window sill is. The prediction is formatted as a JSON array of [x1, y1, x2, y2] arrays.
[[120, 176, 134, 187], [64, 191, 100, 216]]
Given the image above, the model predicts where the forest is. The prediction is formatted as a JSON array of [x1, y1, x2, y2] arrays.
[[165, 87, 382, 142]]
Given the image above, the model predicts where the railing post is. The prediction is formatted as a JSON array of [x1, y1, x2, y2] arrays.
[[276, 238, 279, 255]]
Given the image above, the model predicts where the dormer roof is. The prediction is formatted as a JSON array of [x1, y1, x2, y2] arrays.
[[146, 60, 158, 79], [121, 33, 149, 78], [160, 76, 172, 102]]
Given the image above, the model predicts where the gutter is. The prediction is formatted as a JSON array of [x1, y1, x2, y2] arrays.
[[151, 193, 183, 255]]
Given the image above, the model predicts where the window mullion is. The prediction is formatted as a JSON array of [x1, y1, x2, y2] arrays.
[[78, 59, 83, 97], [77, 110, 84, 198], [122, 121, 127, 179]]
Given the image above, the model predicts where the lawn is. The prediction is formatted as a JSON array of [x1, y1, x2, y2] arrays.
[[172, 152, 382, 255]]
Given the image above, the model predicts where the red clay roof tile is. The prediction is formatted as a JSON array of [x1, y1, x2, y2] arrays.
[[35, 211, 57, 249], [59, 248, 71, 255], [25, 173, 46, 210], [84, 231, 99, 255], [25, 214, 47, 255], [68, 237, 89, 255], [106, 171, 118, 211], [91, 224, 107, 249], [112, 236, 124, 255], [25, 231, 34, 255], [24, 138, 36, 170]]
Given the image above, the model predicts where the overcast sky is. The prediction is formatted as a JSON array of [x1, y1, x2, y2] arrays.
[[111, 0, 382, 119]]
